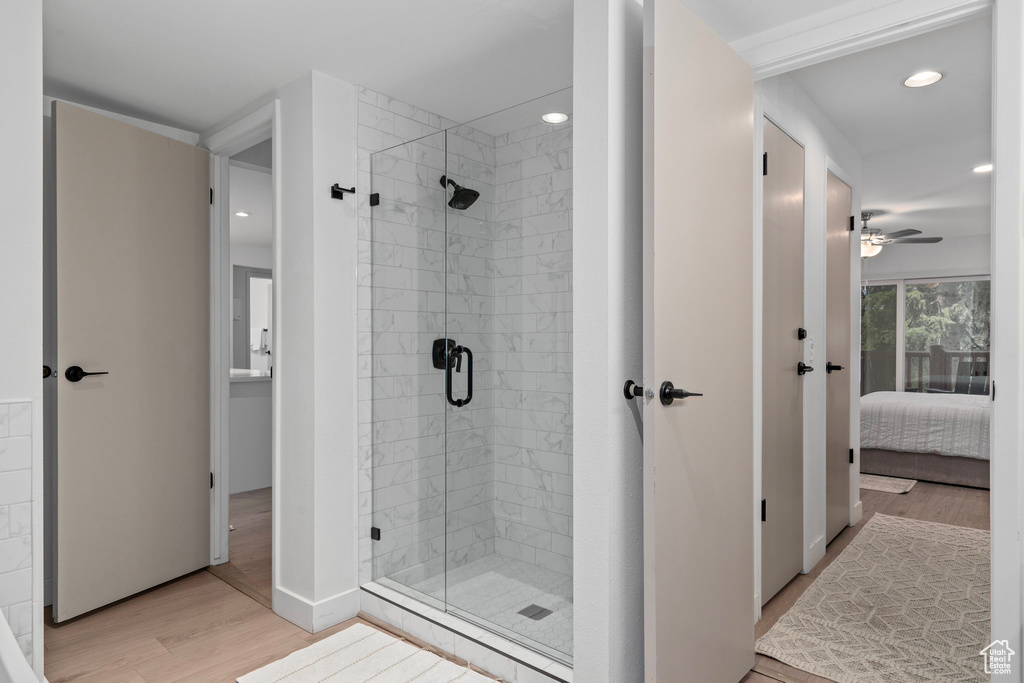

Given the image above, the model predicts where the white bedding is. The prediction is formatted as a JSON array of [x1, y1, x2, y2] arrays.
[[860, 391, 991, 460]]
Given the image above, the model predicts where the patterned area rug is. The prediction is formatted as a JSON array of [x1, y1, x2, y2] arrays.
[[756, 514, 989, 683], [860, 473, 917, 494], [238, 623, 493, 683]]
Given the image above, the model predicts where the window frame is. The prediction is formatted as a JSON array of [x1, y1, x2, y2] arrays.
[[861, 274, 991, 393]]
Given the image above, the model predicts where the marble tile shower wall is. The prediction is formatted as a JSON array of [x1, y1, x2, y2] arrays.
[[0, 403, 35, 659], [356, 89, 498, 586], [491, 122, 573, 578]]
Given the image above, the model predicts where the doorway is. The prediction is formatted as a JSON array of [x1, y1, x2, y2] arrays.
[[753, 14, 994, 682], [207, 139, 275, 607]]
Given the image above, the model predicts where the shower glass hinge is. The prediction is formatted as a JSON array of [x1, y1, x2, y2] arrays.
[[370, 192, 380, 206], [370, 527, 381, 541]]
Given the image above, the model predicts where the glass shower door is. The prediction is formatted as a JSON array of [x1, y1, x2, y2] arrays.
[[369, 130, 449, 609], [369, 89, 574, 664]]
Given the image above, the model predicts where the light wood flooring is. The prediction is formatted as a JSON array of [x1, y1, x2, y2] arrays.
[[742, 480, 990, 683], [206, 488, 272, 608]]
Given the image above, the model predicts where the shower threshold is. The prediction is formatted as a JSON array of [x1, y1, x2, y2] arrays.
[[361, 578, 573, 683]]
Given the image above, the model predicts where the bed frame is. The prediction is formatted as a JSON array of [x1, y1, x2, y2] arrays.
[[861, 448, 990, 490]]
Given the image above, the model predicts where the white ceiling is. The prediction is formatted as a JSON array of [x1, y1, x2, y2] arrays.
[[789, 16, 992, 239], [230, 166, 273, 249], [43, 0, 572, 134]]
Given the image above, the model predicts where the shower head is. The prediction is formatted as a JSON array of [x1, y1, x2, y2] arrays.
[[439, 175, 480, 210]]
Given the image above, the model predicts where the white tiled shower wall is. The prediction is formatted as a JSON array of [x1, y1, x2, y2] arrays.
[[355, 88, 573, 585], [0, 403, 35, 660]]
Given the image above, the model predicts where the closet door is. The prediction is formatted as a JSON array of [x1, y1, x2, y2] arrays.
[[761, 120, 805, 605], [825, 171, 853, 543]]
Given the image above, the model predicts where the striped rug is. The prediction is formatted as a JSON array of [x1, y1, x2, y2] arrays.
[[238, 623, 495, 683]]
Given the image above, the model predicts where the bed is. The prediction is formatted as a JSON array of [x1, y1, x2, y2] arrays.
[[860, 391, 990, 489]]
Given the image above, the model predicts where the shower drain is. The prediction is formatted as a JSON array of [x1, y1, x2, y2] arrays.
[[517, 604, 553, 620]]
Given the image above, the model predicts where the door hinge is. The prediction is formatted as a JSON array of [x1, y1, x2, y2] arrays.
[[210, 472, 214, 489], [762, 152, 768, 176], [210, 188, 213, 205], [849, 448, 855, 464], [761, 499, 767, 522], [849, 215, 855, 231], [992, 381, 996, 400], [370, 527, 381, 541], [370, 192, 380, 207]]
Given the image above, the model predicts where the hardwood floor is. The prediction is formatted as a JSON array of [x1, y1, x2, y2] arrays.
[[742, 480, 990, 683], [206, 488, 272, 608]]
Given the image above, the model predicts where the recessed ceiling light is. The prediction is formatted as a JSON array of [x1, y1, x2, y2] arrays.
[[903, 71, 943, 88], [235, 211, 250, 217], [541, 112, 569, 124], [972, 164, 993, 174]]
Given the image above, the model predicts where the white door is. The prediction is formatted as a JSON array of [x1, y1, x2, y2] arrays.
[[643, 1, 755, 681], [53, 101, 211, 621]]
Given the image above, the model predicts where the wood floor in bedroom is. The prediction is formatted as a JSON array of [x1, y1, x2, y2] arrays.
[[744, 480, 990, 683]]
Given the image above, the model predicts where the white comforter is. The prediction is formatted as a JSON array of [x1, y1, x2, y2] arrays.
[[860, 391, 991, 460]]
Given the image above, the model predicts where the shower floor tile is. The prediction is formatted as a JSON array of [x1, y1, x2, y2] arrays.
[[408, 554, 573, 657]]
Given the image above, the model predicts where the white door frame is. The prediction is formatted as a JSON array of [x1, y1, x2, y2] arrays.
[[199, 101, 281, 567], [745, 0, 1022, 662]]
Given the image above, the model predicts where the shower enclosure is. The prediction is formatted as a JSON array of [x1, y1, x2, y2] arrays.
[[368, 89, 573, 663]]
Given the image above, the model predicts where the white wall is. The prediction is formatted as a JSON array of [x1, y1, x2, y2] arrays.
[[756, 73, 863, 578], [0, 2, 43, 677], [573, 1, 646, 681], [861, 233, 990, 279], [273, 71, 360, 632]]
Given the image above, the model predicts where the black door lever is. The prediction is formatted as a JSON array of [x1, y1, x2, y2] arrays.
[[798, 362, 814, 375], [660, 381, 703, 405], [826, 362, 845, 373], [65, 365, 109, 382]]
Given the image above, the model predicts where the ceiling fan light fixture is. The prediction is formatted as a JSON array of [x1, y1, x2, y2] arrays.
[[903, 71, 943, 88], [861, 242, 883, 258]]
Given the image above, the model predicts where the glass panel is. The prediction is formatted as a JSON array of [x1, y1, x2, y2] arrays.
[[369, 130, 449, 610], [860, 284, 898, 395], [904, 280, 990, 394], [442, 90, 574, 664]]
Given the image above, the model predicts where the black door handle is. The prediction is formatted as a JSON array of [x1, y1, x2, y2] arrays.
[[826, 362, 845, 373], [660, 380, 703, 405], [445, 346, 473, 407], [798, 362, 814, 375], [65, 365, 109, 382]]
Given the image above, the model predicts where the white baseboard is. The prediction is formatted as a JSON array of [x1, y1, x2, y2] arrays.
[[803, 534, 826, 574], [852, 500, 864, 525], [272, 585, 361, 633]]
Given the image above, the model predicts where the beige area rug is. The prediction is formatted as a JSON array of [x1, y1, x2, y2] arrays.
[[756, 514, 989, 683], [860, 473, 917, 494], [238, 623, 494, 683]]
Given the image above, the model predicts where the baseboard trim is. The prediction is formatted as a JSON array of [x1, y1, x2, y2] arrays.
[[852, 500, 864, 526], [803, 534, 826, 574], [272, 585, 361, 633]]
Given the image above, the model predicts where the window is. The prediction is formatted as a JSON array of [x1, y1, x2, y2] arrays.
[[860, 277, 990, 395]]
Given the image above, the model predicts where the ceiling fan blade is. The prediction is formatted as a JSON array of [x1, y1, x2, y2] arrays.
[[888, 237, 943, 244], [880, 229, 922, 240]]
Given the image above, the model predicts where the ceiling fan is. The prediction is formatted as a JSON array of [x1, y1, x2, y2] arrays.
[[860, 211, 942, 258]]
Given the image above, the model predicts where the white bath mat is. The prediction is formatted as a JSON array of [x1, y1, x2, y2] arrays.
[[860, 473, 917, 494], [237, 623, 494, 683]]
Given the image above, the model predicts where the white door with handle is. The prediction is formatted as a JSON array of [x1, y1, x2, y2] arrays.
[[643, 1, 755, 680], [53, 101, 211, 622]]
